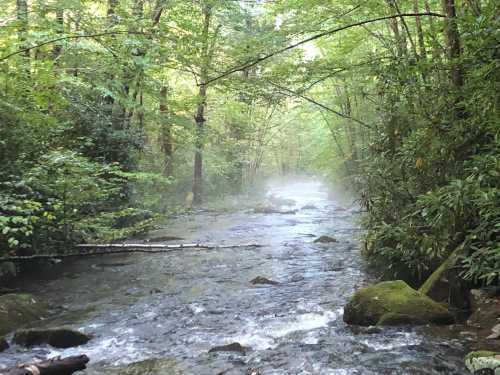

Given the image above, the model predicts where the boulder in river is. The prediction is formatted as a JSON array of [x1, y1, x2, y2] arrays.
[[464, 351, 500, 374], [343, 280, 454, 326], [116, 358, 181, 375], [0, 337, 9, 352], [209, 342, 247, 355], [13, 328, 91, 348], [313, 235, 337, 244], [253, 203, 297, 214], [0, 293, 46, 335], [301, 204, 317, 210], [250, 276, 280, 286]]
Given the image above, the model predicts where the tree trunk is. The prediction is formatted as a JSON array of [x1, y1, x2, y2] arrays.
[[413, 0, 427, 59], [52, 9, 64, 60], [160, 86, 173, 177], [16, 0, 29, 73], [192, 4, 212, 206], [442, 0, 463, 90], [4, 355, 89, 375], [193, 82, 207, 205], [385, 2, 406, 58]]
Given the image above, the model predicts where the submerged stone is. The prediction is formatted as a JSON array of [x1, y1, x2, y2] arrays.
[[301, 204, 317, 210], [0, 337, 9, 352], [314, 235, 337, 244], [250, 276, 280, 286], [0, 293, 46, 335], [464, 351, 500, 374], [209, 342, 247, 355], [117, 358, 182, 375], [13, 328, 91, 348], [343, 280, 454, 326]]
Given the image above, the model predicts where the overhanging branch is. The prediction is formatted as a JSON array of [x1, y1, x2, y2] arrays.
[[0, 31, 148, 62], [203, 12, 445, 85], [269, 81, 372, 129]]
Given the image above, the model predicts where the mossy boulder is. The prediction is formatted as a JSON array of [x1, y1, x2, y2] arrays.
[[0, 294, 46, 335], [464, 351, 500, 374], [343, 280, 454, 326], [13, 328, 91, 348]]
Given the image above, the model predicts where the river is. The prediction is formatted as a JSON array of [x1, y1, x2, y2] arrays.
[[0, 178, 468, 374]]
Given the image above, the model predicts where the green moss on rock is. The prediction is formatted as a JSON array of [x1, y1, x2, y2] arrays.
[[465, 351, 500, 373], [0, 294, 46, 335], [343, 280, 454, 326]]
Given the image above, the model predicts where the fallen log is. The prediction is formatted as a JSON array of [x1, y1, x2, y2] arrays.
[[1, 355, 89, 375], [0, 243, 262, 262]]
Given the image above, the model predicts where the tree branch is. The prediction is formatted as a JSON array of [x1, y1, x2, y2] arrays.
[[0, 31, 148, 62], [268, 81, 373, 129], [203, 12, 445, 85]]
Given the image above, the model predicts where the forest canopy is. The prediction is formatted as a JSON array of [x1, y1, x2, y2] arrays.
[[0, 0, 498, 286]]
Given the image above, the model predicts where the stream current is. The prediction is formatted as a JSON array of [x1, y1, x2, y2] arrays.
[[0, 179, 468, 374]]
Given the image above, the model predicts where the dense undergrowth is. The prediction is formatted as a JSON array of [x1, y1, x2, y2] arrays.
[[355, 7, 499, 287]]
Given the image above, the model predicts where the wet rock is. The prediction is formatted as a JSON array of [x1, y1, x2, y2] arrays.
[[349, 325, 382, 335], [13, 328, 91, 348], [290, 274, 304, 282], [209, 342, 247, 355], [301, 204, 317, 210], [0, 261, 17, 280], [313, 235, 338, 244], [464, 351, 500, 374], [466, 290, 500, 351], [0, 337, 9, 352], [0, 293, 46, 335], [117, 358, 181, 375], [343, 280, 454, 326], [253, 203, 297, 214], [487, 324, 500, 340], [250, 276, 280, 286], [268, 195, 296, 207], [92, 262, 132, 269]]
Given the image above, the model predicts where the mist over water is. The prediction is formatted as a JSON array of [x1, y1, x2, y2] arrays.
[[0, 177, 467, 374]]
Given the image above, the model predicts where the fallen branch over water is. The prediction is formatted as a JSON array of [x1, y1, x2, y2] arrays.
[[1, 355, 89, 375], [0, 243, 263, 262]]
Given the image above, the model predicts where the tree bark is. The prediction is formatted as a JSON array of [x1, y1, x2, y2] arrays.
[[442, 0, 463, 90], [192, 4, 212, 206], [52, 9, 64, 60], [3, 355, 89, 375], [413, 0, 427, 59], [16, 0, 29, 73], [160, 86, 173, 177]]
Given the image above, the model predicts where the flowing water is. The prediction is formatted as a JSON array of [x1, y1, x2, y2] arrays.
[[0, 179, 468, 374]]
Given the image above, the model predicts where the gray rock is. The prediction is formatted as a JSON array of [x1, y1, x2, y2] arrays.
[[0, 337, 9, 352], [314, 235, 337, 244], [301, 204, 317, 210], [290, 274, 304, 282], [13, 328, 91, 348], [209, 342, 247, 355], [250, 276, 280, 286], [0, 262, 16, 279]]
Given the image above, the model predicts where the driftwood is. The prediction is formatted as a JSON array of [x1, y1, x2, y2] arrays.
[[0, 243, 262, 262], [1, 355, 89, 375]]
